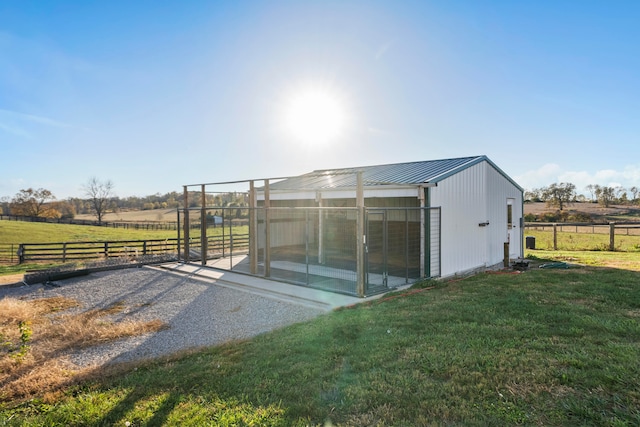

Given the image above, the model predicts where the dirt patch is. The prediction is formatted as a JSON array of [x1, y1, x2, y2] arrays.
[[0, 274, 24, 286]]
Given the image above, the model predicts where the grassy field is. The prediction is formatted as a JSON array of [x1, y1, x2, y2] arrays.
[[0, 222, 180, 277], [74, 208, 178, 222], [1, 250, 639, 425], [0, 221, 178, 244], [525, 228, 640, 252], [0, 221, 250, 278]]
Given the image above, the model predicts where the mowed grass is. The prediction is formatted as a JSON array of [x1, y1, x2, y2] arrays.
[[0, 221, 178, 277], [0, 220, 247, 245], [0, 221, 247, 277], [0, 221, 177, 244], [525, 228, 640, 252], [74, 208, 178, 222], [1, 252, 639, 425], [528, 249, 640, 272]]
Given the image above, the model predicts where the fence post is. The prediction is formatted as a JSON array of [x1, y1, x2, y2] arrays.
[[177, 210, 181, 261], [183, 186, 190, 263], [356, 171, 365, 297], [264, 179, 271, 277], [63, 242, 67, 263], [143, 241, 147, 255], [503, 242, 510, 267], [249, 180, 258, 274], [222, 209, 226, 258], [610, 222, 615, 251], [17, 244, 24, 264], [104, 242, 109, 258], [201, 184, 207, 266], [553, 223, 558, 250]]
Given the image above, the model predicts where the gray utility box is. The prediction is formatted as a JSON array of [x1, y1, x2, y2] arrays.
[[525, 236, 535, 250]]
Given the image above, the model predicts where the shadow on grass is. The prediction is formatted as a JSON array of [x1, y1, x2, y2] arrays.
[[3, 259, 640, 426]]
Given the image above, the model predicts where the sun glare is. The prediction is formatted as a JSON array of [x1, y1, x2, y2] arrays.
[[282, 86, 347, 145]]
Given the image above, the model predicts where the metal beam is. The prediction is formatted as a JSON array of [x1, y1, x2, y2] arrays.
[[356, 171, 365, 297]]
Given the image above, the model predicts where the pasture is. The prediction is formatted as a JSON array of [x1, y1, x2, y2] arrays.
[[73, 208, 178, 223], [0, 220, 177, 244]]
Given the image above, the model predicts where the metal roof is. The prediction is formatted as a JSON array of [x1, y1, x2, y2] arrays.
[[268, 155, 506, 191]]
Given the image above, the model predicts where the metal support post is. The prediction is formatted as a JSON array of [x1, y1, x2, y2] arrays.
[[356, 171, 365, 297], [183, 186, 190, 263]]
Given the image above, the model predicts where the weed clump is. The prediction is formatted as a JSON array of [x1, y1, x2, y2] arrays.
[[0, 296, 167, 402]]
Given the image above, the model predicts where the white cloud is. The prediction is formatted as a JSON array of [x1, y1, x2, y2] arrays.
[[514, 163, 561, 189], [516, 163, 640, 195]]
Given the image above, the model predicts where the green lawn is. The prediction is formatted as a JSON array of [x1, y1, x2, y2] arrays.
[[524, 227, 640, 252], [0, 221, 249, 276], [0, 221, 178, 244], [2, 251, 639, 425]]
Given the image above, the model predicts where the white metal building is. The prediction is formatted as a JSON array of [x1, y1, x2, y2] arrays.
[[262, 155, 524, 279], [181, 155, 524, 297]]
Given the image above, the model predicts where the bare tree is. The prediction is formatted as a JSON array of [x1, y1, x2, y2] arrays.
[[10, 188, 57, 217], [585, 184, 597, 202], [615, 187, 628, 204], [83, 177, 114, 224], [630, 186, 639, 203]]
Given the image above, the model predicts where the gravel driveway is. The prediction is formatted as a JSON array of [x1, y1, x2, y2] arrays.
[[0, 267, 326, 367]]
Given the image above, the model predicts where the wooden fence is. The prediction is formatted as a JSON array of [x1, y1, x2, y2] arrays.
[[524, 222, 640, 251], [13, 239, 180, 264], [0, 233, 249, 265], [0, 215, 178, 230], [0, 244, 19, 265]]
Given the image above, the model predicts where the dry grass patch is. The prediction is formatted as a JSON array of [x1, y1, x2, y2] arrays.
[[0, 296, 167, 402]]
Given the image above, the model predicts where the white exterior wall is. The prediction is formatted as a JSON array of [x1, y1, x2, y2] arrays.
[[484, 162, 523, 262], [430, 160, 522, 277]]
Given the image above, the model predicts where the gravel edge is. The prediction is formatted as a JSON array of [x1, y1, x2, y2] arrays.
[[0, 267, 325, 368]]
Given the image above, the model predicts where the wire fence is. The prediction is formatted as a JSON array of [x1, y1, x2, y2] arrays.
[[179, 206, 441, 297]]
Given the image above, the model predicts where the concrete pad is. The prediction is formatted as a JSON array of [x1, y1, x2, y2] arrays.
[[154, 262, 380, 311]]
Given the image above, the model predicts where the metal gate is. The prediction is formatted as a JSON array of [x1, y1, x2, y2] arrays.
[[364, 207, 441, 294], [365, 210, 388, 291]]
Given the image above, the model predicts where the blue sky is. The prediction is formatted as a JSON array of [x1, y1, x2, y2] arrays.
[[1, 1, 639, 199]]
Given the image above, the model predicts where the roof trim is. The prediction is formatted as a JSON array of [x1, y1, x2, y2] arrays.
[[427, 155, 523, 192], [257, 155, 522, 193]]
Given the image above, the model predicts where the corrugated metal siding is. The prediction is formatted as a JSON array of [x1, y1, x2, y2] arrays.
[[485, 164, 523, 261], [430, 161, 488, 277], [430, 160, 523, 277], [268, 156, 483, 191]]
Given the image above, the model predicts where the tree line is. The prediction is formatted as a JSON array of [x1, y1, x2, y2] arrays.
[[525, 183, 639, 210], [5, 178, 636, 223], [0, 177, 250, 223]]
